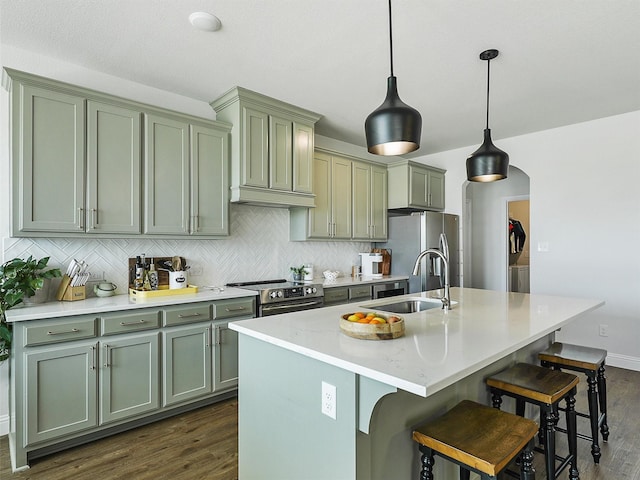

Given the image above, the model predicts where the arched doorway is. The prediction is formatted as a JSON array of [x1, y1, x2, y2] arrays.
[[463, 166, 530, 291]]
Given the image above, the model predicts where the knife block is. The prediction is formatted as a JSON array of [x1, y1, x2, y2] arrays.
[[56, 274, 86, 301]]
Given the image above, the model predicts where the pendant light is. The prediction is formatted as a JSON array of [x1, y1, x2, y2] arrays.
[[365, 0, 422, 156], [466, 49, 509, 182]]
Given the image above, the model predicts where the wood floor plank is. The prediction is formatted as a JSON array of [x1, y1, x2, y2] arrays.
[[1, 366, 638, 479]]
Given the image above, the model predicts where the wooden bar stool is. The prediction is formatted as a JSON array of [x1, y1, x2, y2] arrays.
[[486, 363, 580, 480], [412, 400, 538, 479], [538, 342, 609, 463]]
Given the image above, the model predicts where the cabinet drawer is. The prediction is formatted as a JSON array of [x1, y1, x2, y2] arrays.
[[212, 297, 255, 320], [101, 310, 161, 335], [324, 288, 348, 305], [349, 285, 372, 300], [164, 303, 213, 327], [25, 317, 97, 346]]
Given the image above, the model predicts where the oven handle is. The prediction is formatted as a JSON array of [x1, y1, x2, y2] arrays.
[[262, 300, 323, 312]]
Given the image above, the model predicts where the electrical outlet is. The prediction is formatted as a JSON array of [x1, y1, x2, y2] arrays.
[[599, 324, 609, 337], [89, 271, 104, 281], [321, 381, 336, 419], [190, 265, 203, 276]]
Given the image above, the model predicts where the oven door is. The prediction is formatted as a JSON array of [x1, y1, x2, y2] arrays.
[[259, 298, 324, 316]]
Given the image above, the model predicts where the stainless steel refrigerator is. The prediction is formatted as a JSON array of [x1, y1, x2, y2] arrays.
[[375, 211, 459, 293]]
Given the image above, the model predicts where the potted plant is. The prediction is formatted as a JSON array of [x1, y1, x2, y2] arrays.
[[0, 256, 61, 362], [289, 265, 308, 282]]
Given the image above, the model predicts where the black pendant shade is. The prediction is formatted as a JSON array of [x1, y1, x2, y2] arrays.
[[466, 49, 509, 182], [365, 76, 422, 155], [365, 0, 422, 156]]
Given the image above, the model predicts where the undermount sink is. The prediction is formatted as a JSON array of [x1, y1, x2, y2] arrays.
[[362, 297, 454, 314]]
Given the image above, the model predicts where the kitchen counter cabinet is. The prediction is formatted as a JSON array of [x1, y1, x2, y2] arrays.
[[230, 288, 604, 480], [6, 290, 256, 472]]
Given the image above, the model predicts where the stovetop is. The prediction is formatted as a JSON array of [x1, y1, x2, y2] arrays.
[[226, 278, 323, 303]]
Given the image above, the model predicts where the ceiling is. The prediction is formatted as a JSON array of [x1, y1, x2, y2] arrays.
[[2, 0, 639, 161]]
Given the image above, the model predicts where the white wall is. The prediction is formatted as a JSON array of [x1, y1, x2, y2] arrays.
[[415, 111, 640, 370]]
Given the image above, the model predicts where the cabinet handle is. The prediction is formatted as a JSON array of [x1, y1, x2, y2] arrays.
[[90, 208, 97, 229], [214, 326, 221, 346], [194, 215, 200, 233], [225, 306, 246, 312], [205, 327, 210, 347], [78, 207, 84, 230], [104, 344, 110, 367], [119, 319, 147, 326], [89, 346, 96, 371], [177, 313, 202, 318], [47, 328, 80, 335]]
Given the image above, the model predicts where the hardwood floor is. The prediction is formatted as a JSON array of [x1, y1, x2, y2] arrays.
[[1, 366, 638, 479]]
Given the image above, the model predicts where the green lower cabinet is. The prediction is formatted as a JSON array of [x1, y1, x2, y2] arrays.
[[214, 321, 239, 391], [99, 332, 160, 424], [163, 324, 213, 406], [25, 341, 98, 445]]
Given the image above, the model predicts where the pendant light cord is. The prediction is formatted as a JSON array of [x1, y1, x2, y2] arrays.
[[485, 58, 491, 129], [388, 0, 394, 77]]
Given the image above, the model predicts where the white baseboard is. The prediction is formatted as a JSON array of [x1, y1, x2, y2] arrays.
[[0, 413, 8, 437], [607, 353, 640, 372]]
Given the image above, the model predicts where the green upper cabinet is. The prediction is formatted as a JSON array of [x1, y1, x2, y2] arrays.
[[87, 101, 141, 234], [352, 161, 388, 241], [144, 115, 230, 236], [290, 150, 356, 240], [144, 114, 190, 235], [211, 86, 321, 208], [11, 82, 86, 233], [387, 160, 445, 212], [4, 68, 230, 239], [190, 124, 229, 236]]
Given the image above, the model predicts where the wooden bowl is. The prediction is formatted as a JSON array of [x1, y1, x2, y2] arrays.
[[339, 312, 405, 340]]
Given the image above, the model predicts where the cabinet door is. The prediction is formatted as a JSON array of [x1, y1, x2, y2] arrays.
[[309, 152, 332, 238], [144, 114, 189, 234], [163, 324, 212, 406], [370, 164, 388, 240], [332, 156, 352, 239], [15, 84, 85, 233], [352, 161, 371, 240], [427, 170, 445, 210], [213, 321, 239, 392], [87, 101, 141, 234], [292, 122, 314, 193], [269, 114, 293, 191], [190, 124, 229, 235], [242, 106, 269, 188], [100, 333, 159, 424], [25, 342, 98, 444], [409, 165, 429, 208]]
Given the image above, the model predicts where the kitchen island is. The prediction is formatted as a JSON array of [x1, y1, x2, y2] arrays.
[[230, 287, 603, 480]]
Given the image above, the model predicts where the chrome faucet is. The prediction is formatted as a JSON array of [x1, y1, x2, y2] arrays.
[[412, 234, 451, 311]]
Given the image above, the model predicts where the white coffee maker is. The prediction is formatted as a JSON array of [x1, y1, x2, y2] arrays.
[[359, 252, 383, 278]]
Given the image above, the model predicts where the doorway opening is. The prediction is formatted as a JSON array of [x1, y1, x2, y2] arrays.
[[506, 197, 530, 293]]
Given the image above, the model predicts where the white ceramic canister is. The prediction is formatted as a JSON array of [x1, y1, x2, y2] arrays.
[[303, 263, 314, 281], [169, 271, 187, 289]]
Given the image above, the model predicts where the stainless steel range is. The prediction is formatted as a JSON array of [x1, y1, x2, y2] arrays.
[[226, 279, 324, 316]]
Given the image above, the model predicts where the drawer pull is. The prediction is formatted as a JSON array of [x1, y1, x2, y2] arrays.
[[225, 306, 246, 312], [47, 328, 80, 335], [177, 313, 202, 318], [119, 319, 147, 326]]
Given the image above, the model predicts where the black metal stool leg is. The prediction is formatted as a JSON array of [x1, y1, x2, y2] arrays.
[[597, 364, 610, 441], [541, 406, 556, 480], [520, 439, 536, 480], [586, 373, 601, 463], [418, 444, 435, 480], [565, 392, 579, 480]]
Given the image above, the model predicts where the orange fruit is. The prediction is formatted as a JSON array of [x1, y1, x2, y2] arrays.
[[357, 318, 370, 323], [354, 312, 365, 319], [370, 319, 381, 324]]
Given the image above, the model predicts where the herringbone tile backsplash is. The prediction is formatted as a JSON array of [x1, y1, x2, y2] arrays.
[[2, 204, 371, 299]]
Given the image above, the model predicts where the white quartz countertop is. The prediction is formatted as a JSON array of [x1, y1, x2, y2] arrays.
[[230, 288, 604, 397], [318, 274, 408, 288], [5, 287, 258, 322]]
